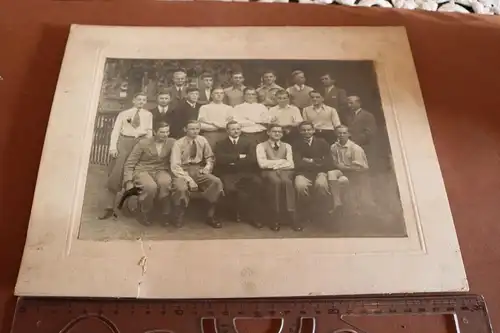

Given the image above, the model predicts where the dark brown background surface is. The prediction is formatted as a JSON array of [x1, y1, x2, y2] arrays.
[[0, 2, 499, 332]]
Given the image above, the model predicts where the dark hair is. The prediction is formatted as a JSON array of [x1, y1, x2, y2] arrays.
[[291, 70, 304, 77], [262, 69, 276, 77], [185, 120, 201, 128], [231, 71, 244, 77], [321, 73, 336, 83], [335, 124, 349, 132], [274, 89, 289, 98], [154, 121, 170, 132], [157, 90, 172, 98], [133, 92, 147, 99], [298, 121, 315, 130], [309, 90, 323, 97], [243, 86, 257, 95], [173, 69, 187, 75], [186, 87, 199, 94], [267, 124, 283, 132], [201, 72, 213, 80], [226, 120, 240, 129]]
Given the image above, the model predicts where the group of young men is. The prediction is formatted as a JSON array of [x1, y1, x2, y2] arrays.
[[98, 68, 379, 232]]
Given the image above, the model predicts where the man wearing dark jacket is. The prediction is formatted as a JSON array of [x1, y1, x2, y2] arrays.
[[292, 121, 334, 224], [214, 120, 263, 228], [170, 87, 203, 139], [149, 90, 175, 130]]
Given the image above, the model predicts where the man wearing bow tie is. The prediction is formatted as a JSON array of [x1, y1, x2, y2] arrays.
[[150, 90, 174, 130]]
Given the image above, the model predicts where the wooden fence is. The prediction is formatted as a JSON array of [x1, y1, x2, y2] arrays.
[[90, 113, 118, 166]]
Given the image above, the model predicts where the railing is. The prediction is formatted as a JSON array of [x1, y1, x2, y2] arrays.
[[90, 113, 118, 166]]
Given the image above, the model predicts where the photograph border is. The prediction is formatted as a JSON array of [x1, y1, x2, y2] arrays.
[[14, 25, 468, 298]]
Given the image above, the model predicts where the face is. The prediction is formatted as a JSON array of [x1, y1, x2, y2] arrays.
[[203, 77, 213, 88], [268, 126, 284, 141], [133, 95, 147, 108], [293, 72, 306, 85], [186, 91, 199, 103], [227, 123, 242, 138], [276, 93, 289, 107], [347, 97, 361, 111], [173, 72, 187, 86], [320, 75, 333, 87], [156, 126, 170, 141], [232, 73, 244, 86], [185, 123, 201, 138], [300, 124, 315, 139], [243, 89, 257, 103], [157, 94, 171, 106], [310, 93, 323, 106], [336, 127, 350, 143], [211, 89, 225, 102], [262, 72, 276, 85]]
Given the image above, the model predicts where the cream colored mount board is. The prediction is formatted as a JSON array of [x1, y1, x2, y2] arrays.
[[14, 25, 468, 299]]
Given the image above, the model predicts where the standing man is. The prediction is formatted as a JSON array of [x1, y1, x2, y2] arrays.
[[329, 125, 374, 217], [224, 71, 246, 107], [99, 92, 153, 220], [256, 70, 283, 108], [320, 73, 347, 119], [268, 90, 303, 143], [171, 87, 202, 139], [122, 121, 176, 226], [214, 121, 263, 228], [231, 87, 269, 144], [292, 121, 333, 225], [167, 69, 188, 108], [198, 87, 234, 149], [286, 70, 314, 111], [256, 124, 300, 231], [170, 120, 224, 228], [302, 90, 341, 144], [198, 72, 214, 105], [150, 90, 174, 130]]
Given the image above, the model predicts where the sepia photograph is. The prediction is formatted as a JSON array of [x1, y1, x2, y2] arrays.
[[15, 26, 467, 299], [78, 58, 407, 241]]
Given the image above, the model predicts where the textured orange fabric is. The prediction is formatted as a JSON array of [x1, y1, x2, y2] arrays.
[[1, 2, 500, 332]]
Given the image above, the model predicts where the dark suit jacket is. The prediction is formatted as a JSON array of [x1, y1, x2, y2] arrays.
[[214, 136, 259, 175], [150, 106, 175, 129], [166, 85, 188, 108], [323, 86, 347, 112], [123, 137, 176, 183], [345, 109, 378, 147], [171, 100, 203, 139], [198, 87, 212, 105], [292, 137, 333, 176]]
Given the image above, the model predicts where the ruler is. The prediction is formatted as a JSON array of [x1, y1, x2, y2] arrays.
[[9, 293, 493, 333]]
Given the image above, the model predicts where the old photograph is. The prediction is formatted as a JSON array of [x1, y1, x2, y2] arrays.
[[78, 58, 406, 241]]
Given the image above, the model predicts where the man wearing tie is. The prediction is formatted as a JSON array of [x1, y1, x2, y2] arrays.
[[123, 121, 176, 226], [170, 120, 224, 228], [99, 92, 153, 220], [214, 121, 263, 228], [256, 124, 300, 231], [149, 90, 174, 129], [171, 87, 203, 139], [320, 73, 348, 122], [167, 69, 188, 109], [198, 72, 214, 105]]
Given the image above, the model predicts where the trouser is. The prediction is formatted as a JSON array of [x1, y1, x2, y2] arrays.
[[202, 130, 227, 150], [315, 129, 337, 145], [341, 170, 376, 215], [294, 172, 330, 220], [261, 170, 296, 216], [221, 172, 262, 218], [103, 135, 143, 209], [327, 170, 349, 210], [241, 131, 267, 145], [172, 165, 224, 207], [133, 170, 172, 214]]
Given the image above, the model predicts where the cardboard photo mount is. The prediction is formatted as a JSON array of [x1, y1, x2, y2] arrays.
[[14, 25, 468, 298]]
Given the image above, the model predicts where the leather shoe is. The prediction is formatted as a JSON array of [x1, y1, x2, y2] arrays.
[[270, 223, 280, 232], [207, 217, 222, 228]]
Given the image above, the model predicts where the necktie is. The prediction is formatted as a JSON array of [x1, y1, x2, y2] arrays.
[[189, 140, 197, 159], [273, 143, 279, 151], [131, 109, 141, 128]]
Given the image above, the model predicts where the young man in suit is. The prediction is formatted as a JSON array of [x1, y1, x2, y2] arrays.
[[198, 72, 214, 105], [122, 121, 176, 226], [320, 73, 348, 118], [170, 120, 224, 228], [171, 87, 202, 139], [302, 90, 341, 144], [167, 69, 188, 109], [150, 90, 174, 130], [292, 121, 334, 225], [286, 70, 314, 111], [256, 124, 300, 231], [99, 92, 153, 220], [214, 121, 263, 228]]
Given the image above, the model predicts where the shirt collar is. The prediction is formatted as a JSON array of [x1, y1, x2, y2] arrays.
[[269, 140, 281, 146], [354, 108, 362, 115], [277, 104, 290, 110], [305, 137, 313, 145], [294, 84, 305, 91], [337, 139, 352, 148], [230, 137, 239, 144], [312, 104, 325, 111], [186, 101, 196, 108]]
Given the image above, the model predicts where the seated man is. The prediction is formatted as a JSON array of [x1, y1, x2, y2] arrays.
[[122, 121, 176, 226], [328, 125, 373, 217], [292, 121, 333, 225], [256, 124, 301, 231], [214, 121, 263, 229], [170, 120, 224, 228]]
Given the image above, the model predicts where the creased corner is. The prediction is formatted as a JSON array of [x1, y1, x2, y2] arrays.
[[136, 237, 148, 298]]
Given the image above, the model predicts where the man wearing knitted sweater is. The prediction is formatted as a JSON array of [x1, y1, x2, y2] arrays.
[[286, 70, 314, 111]]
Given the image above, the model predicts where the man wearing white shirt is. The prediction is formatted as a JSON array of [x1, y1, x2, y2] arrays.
[[99, 92, 153, 220], [256, 124, 300, 231], [198, 87, 233, 149], [231, 87, 269, 144], [302, 90, 341, 144], [268, 89, 304, 143]]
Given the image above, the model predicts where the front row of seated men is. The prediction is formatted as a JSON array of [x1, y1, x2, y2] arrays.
[[120, 119, 371, 231]]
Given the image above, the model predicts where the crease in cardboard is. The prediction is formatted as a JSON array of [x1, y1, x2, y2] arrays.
[[137, 237, 148, 298]]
